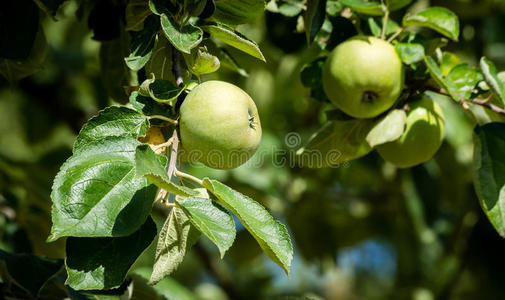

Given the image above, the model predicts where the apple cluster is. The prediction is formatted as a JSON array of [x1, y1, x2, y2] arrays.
[[322, 36, 445, 168]]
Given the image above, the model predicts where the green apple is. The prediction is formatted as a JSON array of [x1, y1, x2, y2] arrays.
[[376, 96, 445, 168], [179, 80, 262, 169], [322, 36, 404, 118]]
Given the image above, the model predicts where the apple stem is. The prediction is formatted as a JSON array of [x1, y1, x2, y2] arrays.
[[149, 115, 178, 125], [381, 6, 390, 40]]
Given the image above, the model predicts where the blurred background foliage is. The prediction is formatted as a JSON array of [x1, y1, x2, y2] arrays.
[[2, 0, 505, 299]]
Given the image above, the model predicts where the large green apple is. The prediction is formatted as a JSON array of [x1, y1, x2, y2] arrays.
[[179, 80, 262, 169], [322, 36, 404, 118], [376, 96, 445, 168]]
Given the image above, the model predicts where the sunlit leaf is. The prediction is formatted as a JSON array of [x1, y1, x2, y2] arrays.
[[403, 7, 460, 41], [161, 14, 203, 54], [177, 196, 235, 258], [203, 179, 293, 275], [149, 208, 200, 285], [366, 109, 407, 147], [135, 145, 198, 197], [201, 22, 265, 61], [73, 106, 149, 152], [480, 57, 505, 106], [212, 0, 265, 25], [125, 15, 158, 71], [50, 136, 157, 241]]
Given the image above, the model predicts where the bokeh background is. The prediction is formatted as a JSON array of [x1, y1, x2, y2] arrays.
[[2, 0, 505, 299]]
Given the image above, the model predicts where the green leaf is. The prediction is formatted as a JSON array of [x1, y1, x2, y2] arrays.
[[125, 15, 159, 71], [149, 208, 200, 285], [161, 14, 203, 54], [149, 0, 176, 15], [447, 64, 483, 99], [213, 0, 265, 25], [368, 17, 400, 38], [0, 250, 62, 297], [296, 119, 374, 168], [340, 0, 382, 15], [441, 51, 461, 76], [130, 91, 175, 117], [326, 0, 343, 16], [300, 58, 325, 89], [140, 78, 188, 104], [305, 0, 327, 44], [368, 17, 382, 37], [473, 123, 505, 237], [146, 36, 175, 81], [300, 57, 328, 102], [125, 0, 153, 31], [0, 26, 47, 83], [340, 0, 410, 15], [366, 109, 407, 147], [200, 0, 216, 19], [403, 7, 460, 41], [480, 57, 505, 106], [73, 106, 149, 152], [204, 40, 249, 76], [183, 47, 221, 76], [201, 22, 266, 61], [186, 0, 208, 17], [203, 179, 293, 275], [424, 56, 459, 101], [395, 43, 425, 65], [177, 196, 236, 257], [387, 0, 412, 10], [50, 136, 157, 241], [135, 144, 198, 197], [65, 217, 157, 290]]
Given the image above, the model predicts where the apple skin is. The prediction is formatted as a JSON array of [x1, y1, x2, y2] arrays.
[[376, 96, 445, 168], [322, 36, 404, 119], [179, 80, 262, 169]]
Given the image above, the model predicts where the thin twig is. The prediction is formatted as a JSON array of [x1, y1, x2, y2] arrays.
[[471, 99, 505, 115], [32, 0, 57, 21], [429, 87, 505, 116], [167, 130, 179, 180], [149, 115, 178, 125], [387, 27, 404, 43], [174, 169, 204, 186], [152, 137, 174, 152]]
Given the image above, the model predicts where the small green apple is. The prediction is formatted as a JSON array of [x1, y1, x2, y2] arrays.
[[322, 36, 404, 118], [376, 96, 445, 168], [179, 80, 262, 169]]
